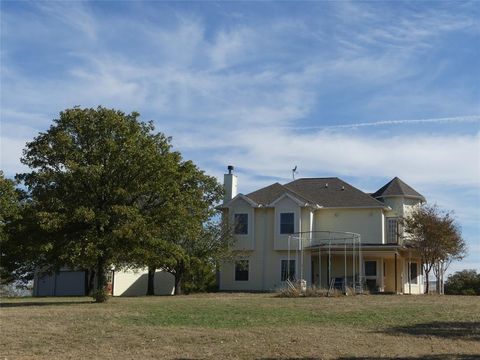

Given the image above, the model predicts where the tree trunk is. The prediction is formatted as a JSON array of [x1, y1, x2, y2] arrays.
[[174, 270, 183, 295], [86, 268, 96, 296], [147, 267, 155, 296], [440, 261, 446, 295], [425, 269, 430, 294], [95, 257, 108, 302]]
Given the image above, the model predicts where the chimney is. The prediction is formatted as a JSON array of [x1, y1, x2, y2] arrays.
[[223, 165, 238, 203]]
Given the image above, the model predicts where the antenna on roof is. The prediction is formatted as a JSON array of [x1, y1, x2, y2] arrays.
[[292, 165, 298, 180]]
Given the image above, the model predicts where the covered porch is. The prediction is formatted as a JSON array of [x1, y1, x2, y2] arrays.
[[308, 247, 402, 293], [287, 231, 423, 294]]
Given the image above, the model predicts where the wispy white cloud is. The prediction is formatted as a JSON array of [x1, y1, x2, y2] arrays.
[[332, 1, 478, 53], [201, 129, 480, 188], [278, 116, 480, 130], [34, 1, 97, 40]]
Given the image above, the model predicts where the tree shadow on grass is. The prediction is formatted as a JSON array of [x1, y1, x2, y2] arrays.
[[258, 356, 480, 360], [337, 356, 480, 360], [0, 300, 93, 308], [382, 321, 480, 341]]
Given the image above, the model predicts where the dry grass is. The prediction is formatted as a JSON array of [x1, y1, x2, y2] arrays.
[[1, 293, 479, 359]]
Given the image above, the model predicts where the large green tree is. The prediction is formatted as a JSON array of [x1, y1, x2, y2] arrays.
[[135, 160, 231, 295], [0, 171, 24, 284], [17, 107, 180, 301], [403, 204, 466, 294], [0, 171, 20, 245]]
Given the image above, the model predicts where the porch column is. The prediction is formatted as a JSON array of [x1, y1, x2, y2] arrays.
[[394, 253, 398, 294], [378, 259, 384, 292]]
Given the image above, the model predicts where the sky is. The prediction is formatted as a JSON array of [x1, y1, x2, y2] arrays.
[[1, 1, 479, 274]]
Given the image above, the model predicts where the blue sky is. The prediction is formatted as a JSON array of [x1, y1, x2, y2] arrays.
[[1, 1, 479, 273]]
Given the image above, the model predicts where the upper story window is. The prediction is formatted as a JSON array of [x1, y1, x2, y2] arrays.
[[234, 213, 248, 235], [280, 212, 295, 234], [387, 218, 398, 243]]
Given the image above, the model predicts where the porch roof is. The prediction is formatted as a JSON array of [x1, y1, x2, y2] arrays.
[[306, 243, 402, 252]]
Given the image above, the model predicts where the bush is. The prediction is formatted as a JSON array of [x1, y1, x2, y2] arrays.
[[94, 289, 109, 303], [277, 283, 302, 298], [276, 284, 344, 298], [444, 269, 480, 295], [182, 262, 218, 294]]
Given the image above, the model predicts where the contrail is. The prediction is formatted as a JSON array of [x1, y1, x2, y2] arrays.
[[280, 115, 480, 130]]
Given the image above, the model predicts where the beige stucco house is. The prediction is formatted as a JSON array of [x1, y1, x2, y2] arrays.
[[219, 167, 426, 294]]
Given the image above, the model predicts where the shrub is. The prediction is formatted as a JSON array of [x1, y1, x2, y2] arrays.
[[277, 284, 302, 298], [277, 285, 346, 298], [182, 262, 218, 294], [94, 289, 109, 303], [444, 269, 480, 295]]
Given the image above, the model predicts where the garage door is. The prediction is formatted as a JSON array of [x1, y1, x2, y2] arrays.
[[36, 274, 55, 296], [55, 271, 85, 296], [36, 271, 86, 296]]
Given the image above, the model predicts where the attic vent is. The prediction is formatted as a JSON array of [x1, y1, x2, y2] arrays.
[[341, 186, 345, 191]]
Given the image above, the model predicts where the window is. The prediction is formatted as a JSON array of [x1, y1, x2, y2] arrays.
[[234, 213, 248, 235], [280, 212, 295, 234], [235, 260, 249, 281], [365, 261, 377, 277], [409, 262, 418, 284], [281, 260, 296, 281], [387, 218, 398, 243]]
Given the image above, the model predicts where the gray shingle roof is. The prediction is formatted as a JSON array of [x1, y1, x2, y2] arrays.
[[371, 177, 425, 201], [246, 177, 385, 208], [246, 182, 311, 206]]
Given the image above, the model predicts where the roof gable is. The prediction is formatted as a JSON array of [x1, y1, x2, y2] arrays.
[[269, 192, 309, 207], [245, 182, 311, 207], [371, 177, 425, 201], [222, 194, 259, 208]]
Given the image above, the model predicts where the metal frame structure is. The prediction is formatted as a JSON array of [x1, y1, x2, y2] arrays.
[[287, 231, 363, 294]]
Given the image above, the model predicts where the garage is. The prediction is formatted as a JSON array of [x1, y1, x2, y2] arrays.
[[34, 271, 86, 296]]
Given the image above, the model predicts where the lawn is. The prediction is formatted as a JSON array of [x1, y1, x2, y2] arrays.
[[1, 293, 479, 359]]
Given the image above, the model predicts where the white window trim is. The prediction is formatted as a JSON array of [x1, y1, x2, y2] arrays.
[[234, 259, 250, 282], [279, 258, 296, 282], [386, 217, 399, 244], [364, 260, 378, 279], [233, 213, 249, 235], [408, 261, 419, 285], [275, 209, 300, 237], [279, 212, 295, 235]]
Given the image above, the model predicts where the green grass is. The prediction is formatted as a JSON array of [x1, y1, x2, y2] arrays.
[[119, 294, 479, 329], [2, 293, 479, 359]]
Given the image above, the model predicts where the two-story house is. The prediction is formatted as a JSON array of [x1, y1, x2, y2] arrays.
[[219, 166, 426, 294]]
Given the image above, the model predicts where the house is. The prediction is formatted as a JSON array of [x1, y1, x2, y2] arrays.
[[219, 166, 426, 294], [34, 268, 174, 297]]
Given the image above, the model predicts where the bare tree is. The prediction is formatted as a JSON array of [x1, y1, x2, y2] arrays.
[[403, 204, 466, 294]]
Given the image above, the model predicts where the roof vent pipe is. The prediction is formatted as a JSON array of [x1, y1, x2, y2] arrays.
[[341, 186, 345, 191], [325, 183, 328, 188]]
